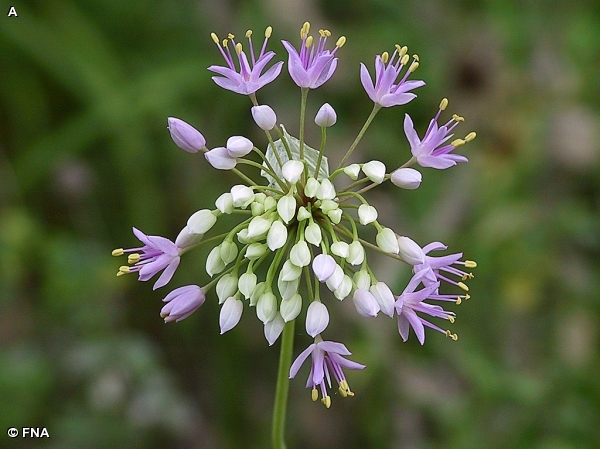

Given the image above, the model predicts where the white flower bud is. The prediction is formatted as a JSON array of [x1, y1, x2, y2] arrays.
[[280, 293, 302, 322], [312, 254, 336, 282], [226, 136, 253, 158], [251, 201, 264, 216], [391, 167, 422, 190], [281, 259, 302, 281], [358, 204, 378, 225], [352, 289, 380, 317], [277, 195, 297, 224], [267, 220, 288, 251], [246, 216, 272, 240], [325, 264, 344, 291], [167, 117, 206, 153], [263, 195, 277, 211], [257, 291, 278, 324], [205, 146, 237, 170], [362, 160, 386, 184], [344, 164, 360, 180], [277, 273, 300, 300], [331, 241, 349, 258], [264, 313, 285, 346], [347, 240, 365, 265], [219, 240, 238, 264], [282, 160, 304, 184], [175, 225, 203, 248], [245, 242, 268, 260], [251, 105, 277, 131], [315, 103, 337, 127], [219, 297, 243, 334], [297, 206, 311, 221], [231, 185, 255, 208], [304, 177, 319, 198], [306, 301, 329, 337], [376, 227, 399, 254], [290, 240, 310, 267], [305, 221, 322, 246], [206, 245, 225, 277], [353, 269, 371, 290], [215, 192, 234, 214], [319, 199, 339, 214], [216, 274, 238, 304], [187, 209, 217, 234], [397, 236, 426, 265], [253, 193, 266, 204], [370, 282, 395, 317], [316, 178, 336, 200], [249, 282, 266, 307], [236, 228, 252, 244], [238, 271, 257, 299], [327, 208, 342, 224], [334, 275, 353, 300]]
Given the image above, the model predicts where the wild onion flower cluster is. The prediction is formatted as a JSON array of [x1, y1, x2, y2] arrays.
[[113, 22, 477, 409]]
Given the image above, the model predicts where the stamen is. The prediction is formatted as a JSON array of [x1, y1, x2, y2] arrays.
[[452, 114, 465, 122], [381, 51, 389, 63], [396, 45, 408, 57], [456, 297, 462, 305], [457, 281, 469, 292], [265, 26, 272, 38], [305, 35, 313, 48], [400, 54, 410, 65], [221, 39, 228, 47], [301, 22, 310, 38], [245, 30, 252, 38], [445, 330, 459, 340], [412, 54, 419, 61], [451, 138, 466, 147], [311, 388, 318, 402], [119, 266, 131, 274], [127, 254, 140, 264], [465, 132, 477, 142], [448, 315, 455, 323], [336, 36, 346, 47], [464, 260, 477, 268], [116, 271, 125, 277], [465, 294, 471, 300], [439, 98, 449, 110], [112, 248, 124, 256], [319, 29, 326, 38], [409, 60, 419, 72], [339, 385, 348, 397], [235, 42, 243, 55], [210, 32, 219, 44], [227, 33, 235, 39], [321, 396, 331, 408]]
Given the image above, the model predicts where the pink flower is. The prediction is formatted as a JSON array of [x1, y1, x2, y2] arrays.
[[161, 285, 205, 322]]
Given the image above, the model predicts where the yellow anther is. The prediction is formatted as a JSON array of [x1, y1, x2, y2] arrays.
[[451, 138, 466, 147], [305, 35, 314, 48], [468, 273, 474, 279], [413, 54, 419, 61], [439, 98, 449, 110], [339, 386, 348, 397], [265, 26, 272, 38], [400, 54, 410, 65], [457, 281, 469, 292], [452, 333, 459, 341], [448, 315, 455, 323], [445, 329, 451, 337], [409, 60, 419, 72], [119, 266, 131, 274], [311, 388, 318, 402], [222, 39, 228, 47], [461, 274, 468, 281], [381, 51, 389, 63], [452, 114, 465, 122], [395, 45, 408, 57], [336, 36, 346, 47], [301, 22, 310, 38], [210, 32, 219, 44], [325, 30, 331, 37], [465, 132, 477, 142], [445, 330, 459, 340], [319, 29, 326, 38], [127, 254, 140, 264], [465, 294, 471, 300], [235, 42, 243, 55], [456, 297, 462, 305], [245, 30, 252, 38], [116, 271, 125, 277], [112, 248, 124, 256], [227, 33, 235, 39], [321, 396, 331, 408]]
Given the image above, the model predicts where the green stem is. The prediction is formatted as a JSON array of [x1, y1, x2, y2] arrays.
[[337, 103, 381, 169], [271, 319, 296, 449], [299, 88, 309, 162], [313, 126, 326, 179]]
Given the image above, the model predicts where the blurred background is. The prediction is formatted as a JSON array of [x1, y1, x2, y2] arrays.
[[1, 0, 599, 448]]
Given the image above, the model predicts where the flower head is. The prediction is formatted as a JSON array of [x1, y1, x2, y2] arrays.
[[405, 98, 476, 169], [360, 45, 425, 107], [282, 22, 345, 89], [161, 285, 206, 322], [289, 337, 365, 408], [208, 27, 283, 95]]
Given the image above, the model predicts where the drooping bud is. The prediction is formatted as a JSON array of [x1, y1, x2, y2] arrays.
[[312, 254, 336, 282], [280, 259, 302, 281], [280, 293, 302, 322], [246, 242, 268, 260], [206, 245, 226, 277], [219, 296, 243, 334], [304, 177, 319, 198], [256, 291, 278, 324], [316, 178, 336, 200], [187, 209, 217, 234], [231, 185, 254, 208], [347, 240, 365, 265], [175, 225, 204, 248], [315, 103, 337, 127], [246, 215, 272, 239], [160, 285, 206, 322], [370, 282, 395, 317], [249, 282, 266, 307], [376, 227, 399, 254], [219, 240, 238, 264], [353, 269, 371, 290], [352, 289, 380, 317], [264, 313, 285, 346], [216, 274, 238, 304], [331, 241, 349, 258], [325, 264, 344, 291], [215, 192, 234, 214], [333, 275, 353, 300], [306, 301, 329, 337], [277, 195, 297, 224], [305, 221, 322, 246], [358, 204, 378, 225], [238, 272, 258, 299], [327, 208, 342, 224], [362, 160, 386, 184], [344, 164, 360, 180], [282, 160, 304, 184], [251, 105, 277, 131], [290, 240, 311, 267], [167, 117, 206, 153], [390, 167, 422, 190], [278, 271, 300, 300], [397, 236, 425, 265], [226, 136, 253, 158], [205, 147, 237, 170], [267, 220, 288, 251]]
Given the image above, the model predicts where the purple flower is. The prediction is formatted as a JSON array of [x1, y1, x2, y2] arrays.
[[360, 45, 425, 107], [413, 241, 477, 292], [161, 285, 206, 323], [208, 27, 283, 95], [167, 117, 206, 153], [289, 337, 365, 408], [115, 227, 182, 290], [395, 275, 457, 345], [281, 22, 346, 89], [404, 100, 474, 169]]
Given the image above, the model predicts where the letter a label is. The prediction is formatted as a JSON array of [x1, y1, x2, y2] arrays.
[[8, 6, 18, 17]]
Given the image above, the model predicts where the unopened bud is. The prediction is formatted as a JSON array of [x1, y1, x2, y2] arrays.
[[251, 105, 277, 131], [315, 103, 337, 127], [168, 117, 206, 153]]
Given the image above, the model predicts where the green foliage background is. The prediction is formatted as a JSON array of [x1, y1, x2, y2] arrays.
[[1, 0, 599, 448]]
